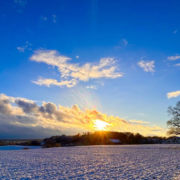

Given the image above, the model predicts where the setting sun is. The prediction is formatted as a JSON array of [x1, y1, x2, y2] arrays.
[[94, 120, 109, 130]]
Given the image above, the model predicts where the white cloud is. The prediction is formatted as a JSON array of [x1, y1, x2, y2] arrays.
[[124, 39, 128, 46], [17, 47, 26, 52], [167, 91, 180, 99], [137, 60, 155, 72], [17, 42, 32, 52], [0, 94, 35, 103], [76, 56, 79, 59], [32, 77, 77, 88], [30, 50, 123, 88], [86, 85, 97, 89], [175, 63, 180, 66], [129, 120, 149, 124], [174, 30, 178, 34], [167, 56, 180, 61]]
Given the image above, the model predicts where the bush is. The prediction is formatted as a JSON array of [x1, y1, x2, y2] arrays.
[[43, 140, 61, 148], [23, 147, 30, 150]]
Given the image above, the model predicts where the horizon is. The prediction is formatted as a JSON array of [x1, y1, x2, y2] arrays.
[[1, 0, 180, 138]]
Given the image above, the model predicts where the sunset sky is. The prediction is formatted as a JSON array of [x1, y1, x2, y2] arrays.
[[0, 0, 180, 138]]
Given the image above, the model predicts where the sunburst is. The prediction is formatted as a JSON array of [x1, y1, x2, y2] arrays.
[[94, 120, 109, 130]]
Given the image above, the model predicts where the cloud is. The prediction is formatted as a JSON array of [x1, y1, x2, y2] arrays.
[[14, 0, 27, 6], [30, 50, 123, 88], [129, 120, 149, 124], [17, 47, 26, 52], [167, 91, 180, 99], [86, 85, 97, 89], [175, 63, 180, 66], [174, 30, 178, 34], [32, 77, 77, 88], [76, 56, 79, 59], [0, 114, 62, 139], [17, 42, 32, 52], [52, 15, 56, 23], [97, 81, 105, 85], [124, 39, 128, 46], [15, 100, 37, 114], [0, 94, 166, 138], [0, 99, 12, 115], [137, 113, 145, 116], [41, 16, 47, 20], [167, 56, 180, 61], [0, 93, 34, 103], [137, 60, 155, 72]]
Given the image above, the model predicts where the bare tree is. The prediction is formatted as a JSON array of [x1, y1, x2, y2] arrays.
[[167, 101, 180, 135]]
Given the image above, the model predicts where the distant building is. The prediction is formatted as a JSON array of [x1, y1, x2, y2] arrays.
[[109, 139, 122, 144], [166, 136, 180, 144]]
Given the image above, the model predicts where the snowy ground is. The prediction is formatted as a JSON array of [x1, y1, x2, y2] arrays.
[[0, 145, 180, 179]]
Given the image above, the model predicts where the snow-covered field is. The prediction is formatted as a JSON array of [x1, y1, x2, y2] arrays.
[[0, 145, 180, 179]]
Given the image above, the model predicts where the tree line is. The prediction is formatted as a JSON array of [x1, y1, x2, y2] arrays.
[[43, 131, 166, 147]]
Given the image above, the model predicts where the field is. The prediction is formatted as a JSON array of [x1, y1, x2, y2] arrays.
[[0, 145, 180, 179]]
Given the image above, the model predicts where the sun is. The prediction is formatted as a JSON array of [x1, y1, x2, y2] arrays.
[[94, 120, 109, 130]]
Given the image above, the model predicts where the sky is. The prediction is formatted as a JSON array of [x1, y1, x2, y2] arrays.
[[0, 0, 180, 139]]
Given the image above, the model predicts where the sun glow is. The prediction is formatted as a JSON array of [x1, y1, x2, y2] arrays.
[[94, 119, 109, 130]]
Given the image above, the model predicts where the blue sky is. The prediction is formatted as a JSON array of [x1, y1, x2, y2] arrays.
[[0, 0, 180, 138]]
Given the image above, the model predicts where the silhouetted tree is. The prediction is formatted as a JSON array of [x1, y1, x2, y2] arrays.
[[167, 101, 180, 135]]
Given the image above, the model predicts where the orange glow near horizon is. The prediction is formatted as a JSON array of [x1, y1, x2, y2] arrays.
[[94, 120, 109, 130]]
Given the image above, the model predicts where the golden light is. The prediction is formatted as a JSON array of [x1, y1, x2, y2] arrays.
[[94, 119, 109, 130]]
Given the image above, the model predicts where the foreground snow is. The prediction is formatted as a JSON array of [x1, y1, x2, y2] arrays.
[[0, 145, 180, 179]]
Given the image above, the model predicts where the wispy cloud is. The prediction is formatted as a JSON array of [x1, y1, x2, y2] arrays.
[[167, 56, 180, 61], [76, 56, 79, 59], [124, 39, 128, 46], [97, 81, 105, 85], [137, 113, 145, 116], [17, 41, 32, 52], [32, 77, 77, 88], [174, 30, 178, 34], [14, 0, 27, 6], [175, 63, 180, 66], [41, 16, 47, 20], [167, 91, 180, 99], [86, 85, 97, 89], [129, 120, 149, 124], [115, 39, 128, 49], [52, 15, 56, 23], [17, 47, 26, 52], [137, 60, 155, 72], [30, 50, 123, 88]]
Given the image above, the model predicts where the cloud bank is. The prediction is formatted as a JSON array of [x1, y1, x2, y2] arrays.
[[0, 94, 165, 138], [30, 50, 123, 88]]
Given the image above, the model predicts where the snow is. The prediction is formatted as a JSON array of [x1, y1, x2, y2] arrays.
[[0, 145, 180, 179]]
